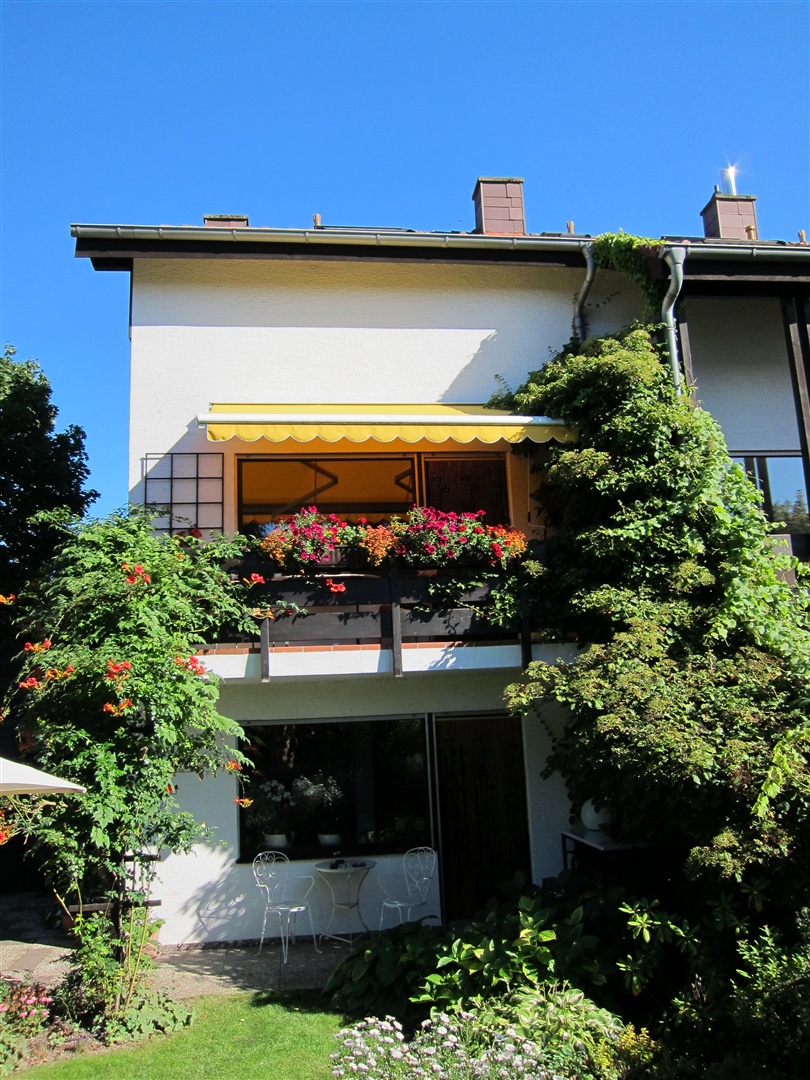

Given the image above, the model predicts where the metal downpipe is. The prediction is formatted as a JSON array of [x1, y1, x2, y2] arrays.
[[573, 242, 596, 341], [660, 246, 687, 395]]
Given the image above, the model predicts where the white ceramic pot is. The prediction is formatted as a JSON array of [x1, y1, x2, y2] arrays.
[[580, 800, 614, 832], [318, 833, 341, 846], [263, 833, 289, 849]]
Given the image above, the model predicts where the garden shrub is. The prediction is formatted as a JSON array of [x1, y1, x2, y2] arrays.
[[56, 911, 192, 1043], [496, 324, 810, 1060], [0, 1024, 27, 1077], [416, 893, 556, 1008], [326, 920, 446, 1022]]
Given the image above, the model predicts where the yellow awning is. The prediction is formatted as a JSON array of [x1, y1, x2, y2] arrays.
[[198, 403, 575, 445]]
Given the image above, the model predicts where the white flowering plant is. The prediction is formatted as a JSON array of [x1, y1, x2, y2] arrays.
[[252, 779, 294, 833], [331, 1012, 570, 1079]]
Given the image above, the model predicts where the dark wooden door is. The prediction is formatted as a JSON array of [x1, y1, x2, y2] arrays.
[[434, 714, 531, 922]]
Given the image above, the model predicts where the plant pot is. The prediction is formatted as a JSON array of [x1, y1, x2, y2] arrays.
[[318, 833, 341, 846], [263, 833, 289, 849], [580, 799, 614, 832]]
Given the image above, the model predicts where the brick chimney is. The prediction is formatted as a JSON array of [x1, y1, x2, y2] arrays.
[[203, 214, 250, 228], [700, 189, 759, 240], [472, 177, 525, 235]]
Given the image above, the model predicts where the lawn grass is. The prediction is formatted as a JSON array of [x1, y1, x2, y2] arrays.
[[27, 992, 345, 1080]]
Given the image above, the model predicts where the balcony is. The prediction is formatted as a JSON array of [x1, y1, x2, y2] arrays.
[[202, 558, 537, 681]]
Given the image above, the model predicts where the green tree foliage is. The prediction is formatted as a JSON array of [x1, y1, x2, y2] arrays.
[[5, 511, 256, 914], [0, 346, 97, 595], [497, 327, 810, 1055]]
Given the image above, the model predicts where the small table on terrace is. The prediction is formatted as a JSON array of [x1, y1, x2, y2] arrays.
[[316, 859, 377, 945]]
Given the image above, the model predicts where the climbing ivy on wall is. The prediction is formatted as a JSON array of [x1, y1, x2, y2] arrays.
[[497, 323, 810, 1063], [593, 232, 667, 317]]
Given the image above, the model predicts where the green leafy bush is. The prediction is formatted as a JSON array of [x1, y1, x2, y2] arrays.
[[498, 324, 810, 1054], [416, 893, 556, 1008], [0, 1023, 27, 1076], [56, 911, 192, 1043], [326, 920, 446, 1021]]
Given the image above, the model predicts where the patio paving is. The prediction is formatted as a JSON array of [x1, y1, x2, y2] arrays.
[[0, 891, 354, 999]]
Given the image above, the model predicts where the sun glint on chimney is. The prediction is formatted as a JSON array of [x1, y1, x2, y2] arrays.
[[472, 177, 525, 235]]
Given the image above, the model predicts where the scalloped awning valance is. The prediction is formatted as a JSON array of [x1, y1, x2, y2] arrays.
[[198, 403, 574, 445]]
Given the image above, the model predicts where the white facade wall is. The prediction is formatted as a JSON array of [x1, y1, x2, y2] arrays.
[[687, 296, 798, 453], [128, 258, 642, 516], [156, 657, 576, 945], [131, 255, 641, 943]]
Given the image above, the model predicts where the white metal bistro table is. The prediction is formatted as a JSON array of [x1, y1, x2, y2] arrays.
[[316, 859, 377, 944]]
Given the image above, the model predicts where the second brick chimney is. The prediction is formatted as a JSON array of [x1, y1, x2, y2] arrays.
[[700, 189, 759, 240], [203, 214, 250, 228], [472, 177, 525, 235]]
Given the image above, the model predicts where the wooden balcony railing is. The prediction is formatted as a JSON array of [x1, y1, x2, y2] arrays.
[[224, 560, 531, 678]]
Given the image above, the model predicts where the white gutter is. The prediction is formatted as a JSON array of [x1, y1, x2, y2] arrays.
[[70, 222, 592, 255], [71, 224, 810, 261], [197, 411, 565, 426], [672, 243, 809, 261]]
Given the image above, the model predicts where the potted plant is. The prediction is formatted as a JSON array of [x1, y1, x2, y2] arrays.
[[252, 779, 294, 848], [292, 773, 345, 845]]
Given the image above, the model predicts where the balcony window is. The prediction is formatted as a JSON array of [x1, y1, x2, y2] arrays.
[[238, 453, 509, 530], [732, 454, 809, 532], [239, 716, 432, 861]]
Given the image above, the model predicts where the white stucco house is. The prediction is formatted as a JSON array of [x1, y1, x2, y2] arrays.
[[71, 178, 810, 945]]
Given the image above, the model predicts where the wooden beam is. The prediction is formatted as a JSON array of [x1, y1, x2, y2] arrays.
[[390, 564, 403, 678], [781, 292, 810, 502], [676, 309, 695, 390], [260, 616, 271, 682]]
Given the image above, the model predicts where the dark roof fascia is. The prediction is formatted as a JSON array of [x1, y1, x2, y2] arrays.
[[71, 225, 594, 271], [642, 242, 810, 292]]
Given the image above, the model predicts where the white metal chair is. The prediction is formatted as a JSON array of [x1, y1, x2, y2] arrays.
[[378, 846, 437, 930], [252, 851, 319, 963]]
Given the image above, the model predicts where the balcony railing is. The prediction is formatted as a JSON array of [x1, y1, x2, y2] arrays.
[[221, 557, 531, 678]]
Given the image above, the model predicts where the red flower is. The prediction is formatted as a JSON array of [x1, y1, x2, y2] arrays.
[[0, 594, 16, 605], [125, 575, 138, 584], [166, 784, 174, 794], [24, 640, 51, 654], [225, 760, 242, 772], [234, 797, 253, 807], [133, 564, 144, 575], [325, 578, 346, 593], [18, 677, 41, 690], [188, 528, 203, 538], [106, 660, 132, 680], [175, 655, 206, 675]]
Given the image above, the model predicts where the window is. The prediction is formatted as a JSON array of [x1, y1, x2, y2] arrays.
[[239, 717, 432, 860], [144, 452, 224, 535], [732, 454, 809, 532], [238, 453, 509, 531]]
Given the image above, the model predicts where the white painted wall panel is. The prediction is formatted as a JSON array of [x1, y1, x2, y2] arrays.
[[153, 666, 574, 944], [128, 259, 642, 499], [687, 297, 798, 452]]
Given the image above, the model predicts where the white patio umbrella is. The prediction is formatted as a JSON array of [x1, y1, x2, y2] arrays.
[[0, 756, 86, 796]]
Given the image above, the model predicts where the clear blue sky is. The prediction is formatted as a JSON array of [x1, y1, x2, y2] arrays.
[[1, 0, 808, 516]]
